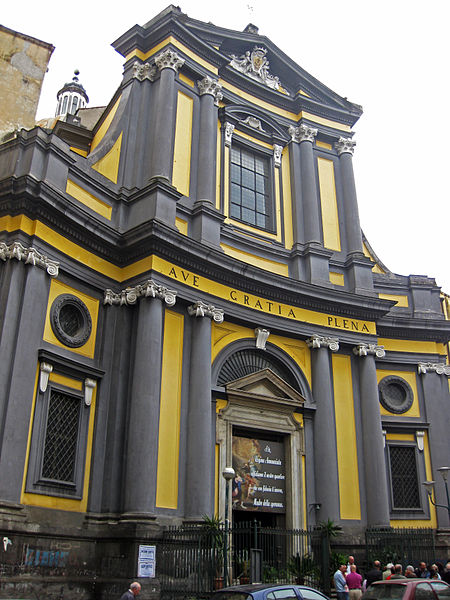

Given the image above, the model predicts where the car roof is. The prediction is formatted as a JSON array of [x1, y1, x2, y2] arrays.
[[216, 584, 326, 594]]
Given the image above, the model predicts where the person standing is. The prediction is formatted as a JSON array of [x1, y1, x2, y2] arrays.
[[415, 562, 430, 578], [120, 582, 141, 600], [390, 565, 406, 580], [405, 566, 416, 578], [442, 563, 450, 585], [383, 563, 394, 580], [347, 564, 363, 600], [334, 564, 349, 600], [365, 560, 383, 587]]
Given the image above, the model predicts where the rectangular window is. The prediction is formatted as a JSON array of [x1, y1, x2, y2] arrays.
[[388, 445, 421, 509], [229, 145, 272, 230]]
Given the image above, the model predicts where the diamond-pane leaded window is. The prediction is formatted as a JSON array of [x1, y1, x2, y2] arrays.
[[42, 391, 81, 483], [230, 146, 271, 230], [389, 445, 420, 509]]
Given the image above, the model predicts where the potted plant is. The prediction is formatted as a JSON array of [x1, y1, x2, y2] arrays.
[[237, 549, 250, 584], [288, 553, 319, 585], [202, 515, 224, 589]]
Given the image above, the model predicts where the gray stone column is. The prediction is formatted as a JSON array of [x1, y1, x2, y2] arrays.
[[192, 77, 224, 246], [307, 335, 341, 523], [289, 126, 332, 286], [185, 301, 224, 519], [150, 48, 185, 181], [418, 363, 450, 528], [122, 280, 177, 518], [0, 243, 58, 501], [353, 343, 390, 526]]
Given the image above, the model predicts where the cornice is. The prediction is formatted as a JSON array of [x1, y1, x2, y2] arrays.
[[377, 315, 450, 343]]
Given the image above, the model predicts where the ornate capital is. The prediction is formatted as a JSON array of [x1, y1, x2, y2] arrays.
[[418, 362, 450, 376], [335, 137, 356, 156], [154, 48, 185, 73], [188, 301, 224, 323], [104, 279, 177, 307], [353, 343, 385, 358], [0, 241, 59, 276], [224, 122, 235, 147], [132, 61, 157, 82], [197, 76, 223, 106], [273, 144, 283, 168], [255, 327, 270, 350], [306, 335, 339, 351], [288, 124, 317, 144]]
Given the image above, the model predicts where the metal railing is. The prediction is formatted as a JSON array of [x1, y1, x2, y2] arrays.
[[365, 527, 435, 568]]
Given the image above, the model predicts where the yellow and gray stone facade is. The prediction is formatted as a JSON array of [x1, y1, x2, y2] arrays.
[[0, 6, 449, 597]]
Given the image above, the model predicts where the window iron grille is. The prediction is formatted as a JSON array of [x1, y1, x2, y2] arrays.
[[389, 445, 421, 509]]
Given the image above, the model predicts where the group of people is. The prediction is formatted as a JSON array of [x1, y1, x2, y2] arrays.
[[334, 556, 450, 600]]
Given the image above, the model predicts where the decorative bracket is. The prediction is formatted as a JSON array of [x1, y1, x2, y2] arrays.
[[255, 327, 270, 350], [84, 378, 96, 407], [416, 430, 425, 452], [188, 301, 224, 323], [273, 144, 283, 168], [39, 362, 53, 393], [353, 343, 385, 358], [224, 122, 235, 147], [382, 429, 387, 448], [306, 335, 339, 351]]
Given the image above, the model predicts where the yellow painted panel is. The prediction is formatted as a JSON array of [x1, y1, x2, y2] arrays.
[[376, 369, 420, 417], [70, 147, 88, 157], [215, 443, 219, 515], [330, 272, 345, 286], [221, 244, 288, 276], [66, 179, 112, 220], [318, 158, 341, 252], [92, 132, 123, 184], [179, 73, 195, 87], [386, 433, 415, 442], [269, 335, 311, 386], [216, 120, 221, 210], [378, 293, 409, 308], [156, 310, 184, 508], [316, 141, 332, 150], [274, 168, 282, 244], [175, 217, 188, 235], [224, 217, 280, 240], [332, 354, 361, 520], [49, 373, 83, 391], [281, 146, 293, 250], [378, 338, 444, 355], [22, 365, 96, 512], [126, 36, 218, 75], [223, 145, 230, 218], [90, 96, 121, 153], [234, 130, 273, 150], [172, 92, 193, 197], [43, 280, 99, 359]]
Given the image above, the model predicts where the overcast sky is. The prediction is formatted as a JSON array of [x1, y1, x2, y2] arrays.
[[3, 1, 450, 293]]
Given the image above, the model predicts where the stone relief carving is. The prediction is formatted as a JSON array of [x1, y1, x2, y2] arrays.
[[0, 241, 59, 276], [255, 327, 270, 350], [132, 61, 157, 82], [154, 48, 185, 72], [197, 76, 223, 106], [104, 279, 177, 307], [230, 46, 288, 94], [288, 124, 318, 144], [224, 122, 235, 147], [353, 343, 385, 358], [306, 335, 339, 351], [273, 144, 283, 168], [188, 300, 224, 323], [418, 362, 450, 376], [241, 116, 265, 131], [335, 137, 356, 156]]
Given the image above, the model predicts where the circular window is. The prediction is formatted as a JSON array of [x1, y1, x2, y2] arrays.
[[378, 376, 413, 414], [50, 294, 92, 348]]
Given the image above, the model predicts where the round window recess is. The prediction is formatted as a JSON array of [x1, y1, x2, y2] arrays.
[[50, 294, 92, 348], [378, 375, 414, 414]]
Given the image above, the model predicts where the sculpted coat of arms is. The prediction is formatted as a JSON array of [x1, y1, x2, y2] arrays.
[[230, 46, 288, 94]]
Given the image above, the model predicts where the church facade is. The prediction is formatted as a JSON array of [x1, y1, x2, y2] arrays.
[[0, 6, 449, 597]]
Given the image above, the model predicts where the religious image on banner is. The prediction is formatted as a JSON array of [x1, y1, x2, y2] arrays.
[[232, 435, 286, 513]]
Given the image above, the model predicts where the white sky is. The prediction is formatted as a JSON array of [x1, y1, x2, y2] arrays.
[[3, 1, 450, 293]]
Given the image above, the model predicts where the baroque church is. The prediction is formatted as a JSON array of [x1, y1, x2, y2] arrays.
[[0, 5, 449, 597]]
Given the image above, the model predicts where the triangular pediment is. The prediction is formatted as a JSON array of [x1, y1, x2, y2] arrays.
[[226, 368, 304, 406]]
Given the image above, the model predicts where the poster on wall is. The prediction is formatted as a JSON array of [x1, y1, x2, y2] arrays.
[[232, 435, 286, 513], [137, 544, 156, 578]]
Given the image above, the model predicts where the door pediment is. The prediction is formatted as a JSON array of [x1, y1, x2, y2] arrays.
[[225, 368, 304, 407]]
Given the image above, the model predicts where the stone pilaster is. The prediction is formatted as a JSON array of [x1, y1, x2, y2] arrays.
[[122, 284, 177, 518], [192, 77, 224, 246], [185, 301, 224, 519], [306, 335, 341, 522], [352, 343, 390, 526]]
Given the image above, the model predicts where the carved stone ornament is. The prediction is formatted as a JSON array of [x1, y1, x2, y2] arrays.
[[197, 76, 223, 106], [132, 61, 157, 82], [39, 362, 53, 393], [104, 279, 177, 307], [353, 343, 385, 358], [273, 144, 283, 168], [418, 362, 450, 376], [255, 327, 270, 350], [188, 300, 224, 323], [224, 121, 235, 147], [382, 429, 387, 448], [288, 124, 318, 144], [230, 46, 288, 95], [306, 335, 339, 352], [84, 378, 96, 407], [0, 241, 59, 276], [154, 48, 185, 73], [241, 116, 265, 132], [416, 430, 425, 452], [335, 137, 356, 156]]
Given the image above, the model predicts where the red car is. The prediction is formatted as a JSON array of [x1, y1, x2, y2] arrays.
[[362, 579, 450, 600]]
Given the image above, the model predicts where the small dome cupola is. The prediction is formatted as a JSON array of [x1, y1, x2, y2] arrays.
[[55, 70, 89, 117]]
